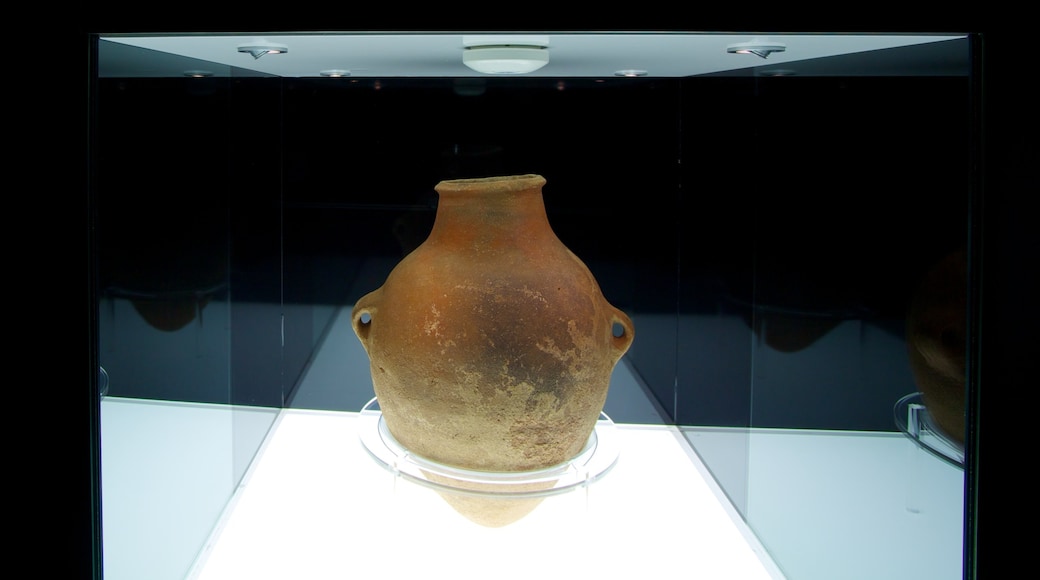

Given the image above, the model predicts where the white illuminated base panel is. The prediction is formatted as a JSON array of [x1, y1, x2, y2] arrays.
[[187, 408, 784, 580]]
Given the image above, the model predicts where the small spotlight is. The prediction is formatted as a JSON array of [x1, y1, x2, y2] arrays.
[[237, 43, 289, 60], [614, 69, 649, 77], [726, 41, 786, 59], [183, 70, 214, 78], [320, 70, 351, 77]]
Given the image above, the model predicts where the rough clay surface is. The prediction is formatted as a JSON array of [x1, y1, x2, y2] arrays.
[[352, 175, 634, 525]]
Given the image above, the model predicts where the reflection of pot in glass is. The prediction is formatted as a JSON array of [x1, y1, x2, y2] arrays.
[[108, 284, 224, 332], [102, 198, 227, 333], [749, 307, 845, 353], [725, 277, 873, 354], [905, 249, 967, 446], [132, 293, 209, 332]]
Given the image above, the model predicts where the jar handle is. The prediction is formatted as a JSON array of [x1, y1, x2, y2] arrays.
[[609, 306, 635, 360], [351, 288, 381, 352]]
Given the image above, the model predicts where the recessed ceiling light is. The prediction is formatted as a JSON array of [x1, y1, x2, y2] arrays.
[[462, 45, 549, 75], [726, 41, 787, 59], [320, 69, 351, 77], [183, 70, 214, 78], [614, 69, 649, 77], [237, 42, 289, 60]]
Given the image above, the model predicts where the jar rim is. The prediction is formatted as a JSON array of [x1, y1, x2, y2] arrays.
[[435, 174, 546, 194]]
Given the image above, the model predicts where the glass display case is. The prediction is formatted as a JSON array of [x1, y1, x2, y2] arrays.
[[87, 29, 987, 579]]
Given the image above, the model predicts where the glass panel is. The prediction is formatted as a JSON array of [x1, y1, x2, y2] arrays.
[[94, 39, 282, 580], [678, 43, 972, 580]]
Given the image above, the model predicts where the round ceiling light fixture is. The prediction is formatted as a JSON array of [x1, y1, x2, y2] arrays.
[[463, 44, 549, 75]]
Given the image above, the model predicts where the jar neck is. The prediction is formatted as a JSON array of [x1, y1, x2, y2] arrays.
[[428, 184, 555, 248]]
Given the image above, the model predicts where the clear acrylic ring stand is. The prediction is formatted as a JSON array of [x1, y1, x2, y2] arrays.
[[893, 392, 964, 469], [358, 397, 620, 498]]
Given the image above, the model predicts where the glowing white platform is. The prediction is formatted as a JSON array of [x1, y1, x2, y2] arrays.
[[186, 407, 782, 579]]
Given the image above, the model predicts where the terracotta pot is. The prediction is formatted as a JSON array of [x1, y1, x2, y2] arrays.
[[422, 470, 558, 528], [352, 174, 634, 477]]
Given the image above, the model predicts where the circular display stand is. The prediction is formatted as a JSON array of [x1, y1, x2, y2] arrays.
[[358, 397, 620, 498], [893, 392, 964, 469]]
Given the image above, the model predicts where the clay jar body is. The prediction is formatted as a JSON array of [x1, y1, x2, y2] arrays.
[[352, 174, 634, 474]]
